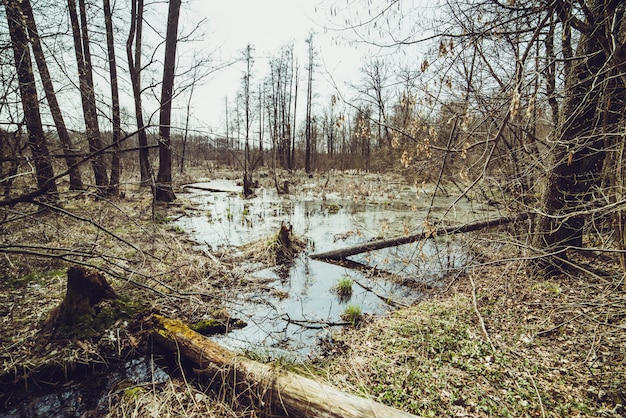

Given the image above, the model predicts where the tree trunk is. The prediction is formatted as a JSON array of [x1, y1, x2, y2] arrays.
[[68, 0, 109, 193], [3, 0, 58, 200], [20, 0, 84, 190], [127, 0, 153, 187], [151, 315, 417, 418], [47, 266, 117, 338], [312, 213, 529, 261], [103, 0, 122, 196], [533, 6, 616, 274], [242, 44, 255, 199], [155, 0, 181, 202], [179, 68, 197, 174], [304, 35, 314, 174]]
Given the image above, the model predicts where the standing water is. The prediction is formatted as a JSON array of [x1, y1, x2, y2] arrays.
[[177, 178, 492, 360]]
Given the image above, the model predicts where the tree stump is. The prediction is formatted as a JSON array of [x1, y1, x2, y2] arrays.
[[50, 266, 118, 338], [276, 223, 296, 264]]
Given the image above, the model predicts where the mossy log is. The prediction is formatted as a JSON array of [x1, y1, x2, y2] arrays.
[[311, 212, 530, 261], [151, 314, 417, 418]]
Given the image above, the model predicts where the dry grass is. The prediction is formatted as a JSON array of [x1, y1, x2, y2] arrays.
[[0, 175, 241, 414], [313, 240, 626, 417], [103, 374, 248, 418], [2, 168, 624, 417]]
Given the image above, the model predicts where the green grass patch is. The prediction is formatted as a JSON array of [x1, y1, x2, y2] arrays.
[[7, 269, 66, 290], [321, 295, 601, 417], [341, 304, 362, 326], [334, 276, 353, 298]]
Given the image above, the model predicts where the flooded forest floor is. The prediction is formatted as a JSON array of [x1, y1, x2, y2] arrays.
[[0, 168, 624, 417]]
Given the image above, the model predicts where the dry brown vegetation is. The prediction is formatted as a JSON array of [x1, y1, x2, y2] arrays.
[[315, 247, 625, 417], [1, 169, 624, 417]]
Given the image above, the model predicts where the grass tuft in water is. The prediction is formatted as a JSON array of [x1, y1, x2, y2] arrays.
[[334, 276, 353, 299], [341, 304, 362, 326]]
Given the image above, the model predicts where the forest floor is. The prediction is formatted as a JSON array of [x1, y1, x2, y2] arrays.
[[0, 167, 624, 417]]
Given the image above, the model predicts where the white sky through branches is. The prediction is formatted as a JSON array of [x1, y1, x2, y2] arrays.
[[188, 0, 423, 133]]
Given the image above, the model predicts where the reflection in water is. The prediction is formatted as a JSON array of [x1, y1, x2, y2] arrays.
[[178, 181, 492, 360]]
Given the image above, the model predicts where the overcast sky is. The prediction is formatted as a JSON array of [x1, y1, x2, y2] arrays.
[[186, 0, 384, 132]]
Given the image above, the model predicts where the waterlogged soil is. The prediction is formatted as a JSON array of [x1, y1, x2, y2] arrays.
[[176, 175, 498, 359], [0, 356, 169, 417], [0, 170, 504, 417]]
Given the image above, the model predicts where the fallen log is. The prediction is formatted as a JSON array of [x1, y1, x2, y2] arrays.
[[183, 184, 235, 193], [151, 315, 417, 418], [310, 212, 529, 261]]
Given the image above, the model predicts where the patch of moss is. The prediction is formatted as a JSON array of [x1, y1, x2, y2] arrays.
[[325, 202, 341, 214], [122, 386, 146, 402], [7, 269, 65, 290], [55, 297, 145, 339], [190, 317, 247, 335]]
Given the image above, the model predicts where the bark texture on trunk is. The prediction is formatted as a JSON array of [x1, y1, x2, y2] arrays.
[[20, 0, 84, 190], [126, 0, 153, 186], [103, 0, 122, 195], [68, 0, 109, 193], [3, 0, 58, 199], [155, 0, 181, 202], [532, 3, 621, 273]]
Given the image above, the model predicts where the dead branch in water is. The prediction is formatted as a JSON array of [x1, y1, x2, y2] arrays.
[[310, 213, 529, 261]]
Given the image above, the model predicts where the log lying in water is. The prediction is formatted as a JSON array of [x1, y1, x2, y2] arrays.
[[151, 314, 417, 418], [183, 184, 235, 193], [310, 212, 530, 261]]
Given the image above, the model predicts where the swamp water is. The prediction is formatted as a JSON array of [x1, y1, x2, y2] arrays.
[[177, 179, 496, 360], [0, 356, 170, 417], [0, 178, 497, 417]]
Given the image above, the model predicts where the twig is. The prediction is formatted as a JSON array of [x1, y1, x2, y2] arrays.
[[352, 277, 409, 308], [469, 274, 496, 352], [35, 200, 154, 259], [527, 371, 546, 418], [282, 315, 349, 329]]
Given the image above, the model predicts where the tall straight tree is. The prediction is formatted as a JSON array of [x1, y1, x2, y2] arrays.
[[304, 33, 314, 174], [155, 0, 181, 202], [67, 0, 109, 193], [127, 0, 153, 186], [241, 43, 255, 198], [20, 0, 84, 190], [103, 0, 122, 195], [3, 0, 58, 200]]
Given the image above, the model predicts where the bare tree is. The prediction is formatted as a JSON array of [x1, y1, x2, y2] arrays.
[[533, 0, 626, 273], [155, 0, 182, 202], [20, 0, 84, 190], [266, 45, 298, 170], [304, 33, 315, 174], [127, 0, 153, 186], [241, 43, 255, 198], [103, 0, 122, 195], [358, 58, 391, 151], [2, 0, 58, 200], [68, 0, 109, 193], [179, 67, 197, 175]]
